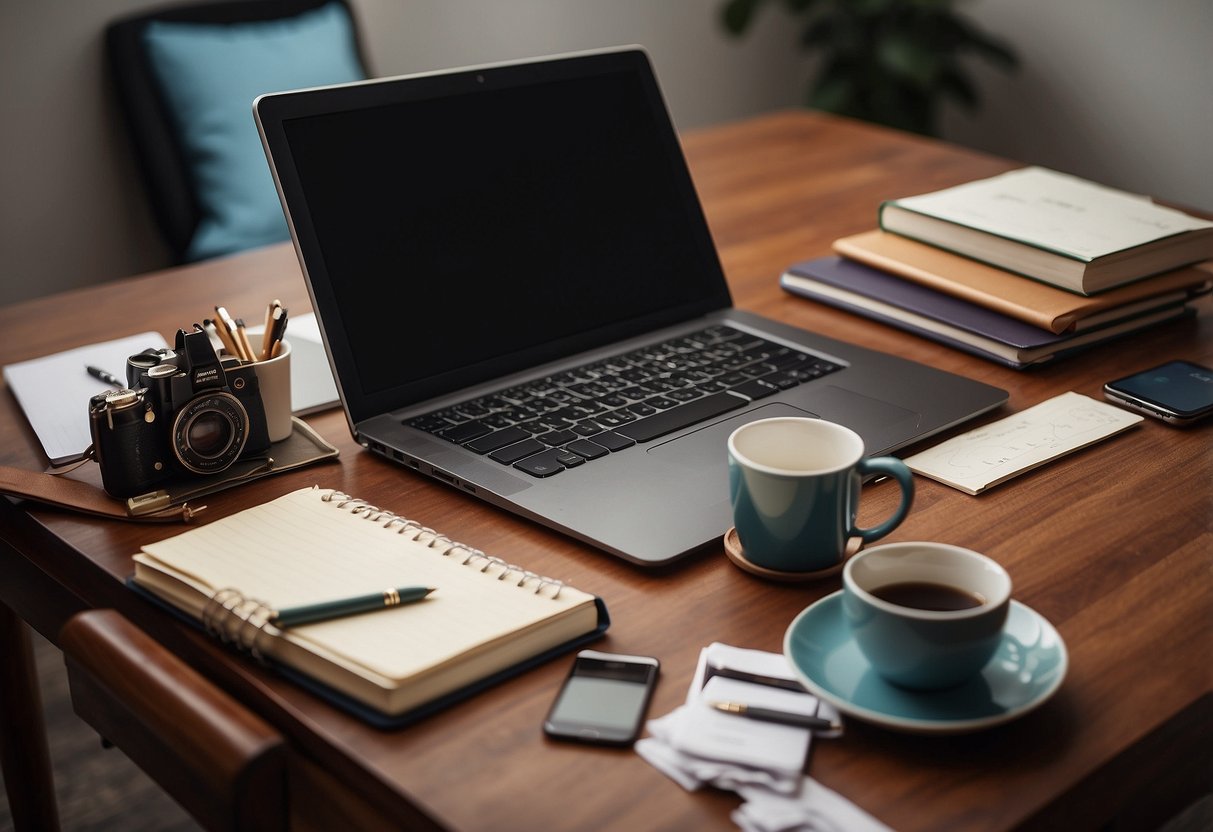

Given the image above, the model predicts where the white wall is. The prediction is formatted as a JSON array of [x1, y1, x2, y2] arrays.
[[0, 0, 1209, 308], [940, 0, 1213, 214]]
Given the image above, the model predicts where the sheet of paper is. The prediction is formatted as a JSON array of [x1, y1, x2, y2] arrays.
[[243, 312, 338, 414], [904, 391, 1142, 495], [3, 331, 167, 463], [668, 676, 819, 773], [895, 167, 1213, 260]]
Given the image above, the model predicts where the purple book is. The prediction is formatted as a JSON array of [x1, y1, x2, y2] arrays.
[[781, 256, 1189, 369]]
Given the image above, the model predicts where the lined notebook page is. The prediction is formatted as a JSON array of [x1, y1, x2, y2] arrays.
[[135, 487, 596, 684]]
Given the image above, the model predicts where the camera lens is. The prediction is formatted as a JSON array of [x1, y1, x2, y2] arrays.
[[186, 411, 233, 458], [172, 392, 249, 474]]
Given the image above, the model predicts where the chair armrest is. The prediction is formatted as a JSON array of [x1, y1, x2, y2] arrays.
[[59, 609, 284, 832]]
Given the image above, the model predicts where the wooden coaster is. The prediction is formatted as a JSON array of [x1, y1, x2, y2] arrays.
[[722, 527, 860, 582]]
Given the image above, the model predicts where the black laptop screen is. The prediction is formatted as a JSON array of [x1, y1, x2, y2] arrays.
[[269, 51, 731, 420]]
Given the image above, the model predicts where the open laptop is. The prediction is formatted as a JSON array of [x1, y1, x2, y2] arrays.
[[254, 46, 1007, 566]]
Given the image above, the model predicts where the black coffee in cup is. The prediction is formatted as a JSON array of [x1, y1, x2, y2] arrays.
[[871, 581, 985, 612]]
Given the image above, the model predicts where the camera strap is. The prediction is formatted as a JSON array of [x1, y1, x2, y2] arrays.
[[0, 463, 200, 522], [0, 417, 340, 523]]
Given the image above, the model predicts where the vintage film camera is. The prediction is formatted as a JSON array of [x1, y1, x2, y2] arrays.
[[89, 326, 271, 498]]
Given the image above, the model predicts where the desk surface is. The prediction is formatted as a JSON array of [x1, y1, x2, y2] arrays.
[[2, 111, 1210, 831]]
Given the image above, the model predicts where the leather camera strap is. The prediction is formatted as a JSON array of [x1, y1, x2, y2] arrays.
[[1, 418, 340, 524], [0, 464, 199, 522]]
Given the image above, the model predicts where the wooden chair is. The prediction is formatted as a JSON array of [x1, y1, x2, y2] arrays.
[[59, 609, 286, 832]]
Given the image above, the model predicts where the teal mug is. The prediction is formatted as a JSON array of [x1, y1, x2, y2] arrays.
[[727, 417, 914, 573], [843, 542, 1012, 689]]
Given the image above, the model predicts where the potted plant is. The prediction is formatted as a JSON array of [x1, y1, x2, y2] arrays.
[[721, 0, 1018, 136]]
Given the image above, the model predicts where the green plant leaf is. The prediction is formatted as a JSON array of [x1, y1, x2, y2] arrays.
[[938, 66, 980, 110], [799, 16, 836, 49], [808, 61, 860, 114], [876, 34, 942, 90], [721, 0, 767, 35], [949, 15, 1020, 69]]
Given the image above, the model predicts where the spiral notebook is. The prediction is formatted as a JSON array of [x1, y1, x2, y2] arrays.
[[130, 486, 608, 726]]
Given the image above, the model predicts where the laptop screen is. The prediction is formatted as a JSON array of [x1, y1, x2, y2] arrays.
[[258, 49, 731, 424]]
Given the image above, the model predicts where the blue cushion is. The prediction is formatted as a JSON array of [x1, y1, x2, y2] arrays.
[[143, 2, 365, 261]]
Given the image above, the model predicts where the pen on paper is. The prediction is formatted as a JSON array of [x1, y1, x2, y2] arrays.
[[709, 701, 839, 731], [705, 663, 807, 692], [272, 586, 436, 628], [86, 365, 124, 387]]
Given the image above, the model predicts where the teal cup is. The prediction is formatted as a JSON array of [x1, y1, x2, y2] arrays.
[[727, 417, 914, 573], [843, 542, 1012, 690]]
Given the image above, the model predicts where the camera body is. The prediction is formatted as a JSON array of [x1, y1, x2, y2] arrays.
[[89, 327, 271, 498]]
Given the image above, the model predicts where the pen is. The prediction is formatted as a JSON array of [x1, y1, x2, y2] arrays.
[[214, 306, 249, 361], [709, 701, 840, 731], [260, 298, 281, 360], [272, 586, 436, 628], [263, 304, 288, 360], [206, 315, 240, 360], [86, 365, 124, 387], [234, 317, 257, 362], [705, 663, 808, 693]]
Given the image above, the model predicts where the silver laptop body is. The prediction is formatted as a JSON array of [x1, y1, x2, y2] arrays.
[[255, 47, 1006, 565]]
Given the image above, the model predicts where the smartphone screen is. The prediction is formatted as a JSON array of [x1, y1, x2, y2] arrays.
[[543, 650, 659, 745], [1104, 360, 1213, 424]]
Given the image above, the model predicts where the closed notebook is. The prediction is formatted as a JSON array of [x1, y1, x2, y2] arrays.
[[131, 486, 608, 724], [834, 230, 1212, 334], [780, 256, 1192, 369]]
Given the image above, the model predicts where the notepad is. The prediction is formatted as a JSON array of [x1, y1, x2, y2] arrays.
[[3, 331, 168, 463], [131, 486, 608, 723], [903, 392, 1142, 495]]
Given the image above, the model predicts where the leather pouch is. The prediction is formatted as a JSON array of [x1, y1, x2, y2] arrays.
[[0, 417, 338, 522]]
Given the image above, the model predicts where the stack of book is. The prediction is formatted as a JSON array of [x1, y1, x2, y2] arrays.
[[781, 167, 1213, 368]]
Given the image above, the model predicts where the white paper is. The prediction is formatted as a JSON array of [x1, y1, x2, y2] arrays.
[[3, 332, 167, 462], [904, 391, 1142, 495], [243, 312, 339, 414], [638, 645, 880, 831], [280, 312, 340, 414], [670, 677, 819, 773], [895, 166, 1213, 260], [735, 777, 895, 832]]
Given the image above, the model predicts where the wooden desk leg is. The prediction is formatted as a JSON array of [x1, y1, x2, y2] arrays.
[[0, 601, 61, 832]]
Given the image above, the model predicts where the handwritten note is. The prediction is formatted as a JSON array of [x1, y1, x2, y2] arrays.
[[903, 392, 1142, 495]]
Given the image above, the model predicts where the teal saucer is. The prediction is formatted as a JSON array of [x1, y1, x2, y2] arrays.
[[784, 591, 1067, 734]]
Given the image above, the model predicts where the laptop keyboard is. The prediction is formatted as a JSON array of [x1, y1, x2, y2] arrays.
[[406, 325, 842, 477]]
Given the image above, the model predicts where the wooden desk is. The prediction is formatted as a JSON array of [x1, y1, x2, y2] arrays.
[[1, 111, 1210, 831]]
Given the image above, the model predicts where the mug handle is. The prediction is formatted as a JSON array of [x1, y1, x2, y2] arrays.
[[850, 457, 915, 543]]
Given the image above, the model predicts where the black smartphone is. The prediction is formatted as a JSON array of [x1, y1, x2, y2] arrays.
[[1103, 360, 1213, 425], [543, 650, 659, 746]]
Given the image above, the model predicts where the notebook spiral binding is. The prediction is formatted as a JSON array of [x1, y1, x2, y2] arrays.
[[317, 488, 566, 598], [202, 587, 276, 662]]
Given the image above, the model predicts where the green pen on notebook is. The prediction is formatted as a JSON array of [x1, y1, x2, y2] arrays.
[[272, 586, 436, 628]]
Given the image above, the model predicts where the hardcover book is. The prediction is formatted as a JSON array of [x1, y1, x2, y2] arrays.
[[781, 257, 1192, 369], [834, 230, 1211, 334], [878, 167, 1213, 295]]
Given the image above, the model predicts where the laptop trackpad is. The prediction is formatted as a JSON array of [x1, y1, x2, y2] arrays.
[[646, 403, 817, 469]]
